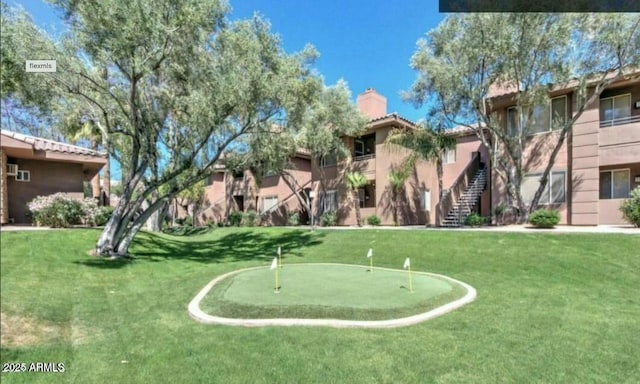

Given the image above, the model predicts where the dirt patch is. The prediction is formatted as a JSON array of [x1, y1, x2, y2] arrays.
[[0, 312, 94, 348], [0, 312, 60, 348]]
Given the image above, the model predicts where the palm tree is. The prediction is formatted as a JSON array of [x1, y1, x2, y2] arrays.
[[388, 167, 410, 226], [386, 122, 456, 226], [345, 171, 368, 226]]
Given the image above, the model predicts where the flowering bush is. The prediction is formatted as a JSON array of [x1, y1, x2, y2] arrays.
[[27, 193, 84, 228], [27, 193, 113, 228], [81, 198, 114, 226]]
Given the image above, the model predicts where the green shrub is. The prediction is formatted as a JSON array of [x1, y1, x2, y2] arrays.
[[206, 219, 217, 228], [366, 215, 381, 226], [464, 212, 486, 227], [528, 209, 560, 228], [242, 210, 259, 227], [228, 211, 243, 227], [27, 193, 84, 228], [287, 212, 300, 226], [620, 187, 640, 227], [183, 216, 194, 227], [320, 211, 337, 226]]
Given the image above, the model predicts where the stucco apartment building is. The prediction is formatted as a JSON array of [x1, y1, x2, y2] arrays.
[[201, 73, 638, 227], [1, 129, 107, 224], [483, 70, 640, 225], [196, 151, 312, 226], [311, 89, 442, 226]]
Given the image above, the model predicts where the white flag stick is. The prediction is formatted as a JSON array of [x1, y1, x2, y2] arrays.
[[271, 257, 280, 293], [366, 248, 373, 258], [403, 257, 412, 292]]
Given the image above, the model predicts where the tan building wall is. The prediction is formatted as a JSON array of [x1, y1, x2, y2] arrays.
[[7, 158, 85, 223], [570, 90, 600, 225]]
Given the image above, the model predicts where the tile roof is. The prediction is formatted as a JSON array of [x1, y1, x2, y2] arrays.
[[369, 112, 417, 127], [444, 123, 485, 136], [1, 129, 107, 157]]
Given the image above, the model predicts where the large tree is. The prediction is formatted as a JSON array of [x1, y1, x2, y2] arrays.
[[7, 0, 320, 256], [0, 2, 62, 139], [408, 13, 640, 222], [243, 80, 368, 226]]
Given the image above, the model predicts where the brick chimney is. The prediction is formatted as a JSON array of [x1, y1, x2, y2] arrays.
[[357, 88, 387, 120]]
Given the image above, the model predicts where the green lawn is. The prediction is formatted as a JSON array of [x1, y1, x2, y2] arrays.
[[1, 228, 639, 383]]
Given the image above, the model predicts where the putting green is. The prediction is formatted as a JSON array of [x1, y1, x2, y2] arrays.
[[224, 264, 451, 308], [198, 263, 470, 321]]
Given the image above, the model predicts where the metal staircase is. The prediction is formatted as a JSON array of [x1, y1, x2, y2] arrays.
[[441, 167, 487, 227]]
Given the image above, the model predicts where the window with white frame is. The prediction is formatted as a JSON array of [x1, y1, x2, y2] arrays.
[[320, 190, 338, 212], [507, 96, 567, 135], [521, 171, 566, 205], [599, 169, 630, 199], [260, 196, 278, 214], [600, 94, 631, 126], [441, 147, 456, 164], [15, 170, 30, 182]]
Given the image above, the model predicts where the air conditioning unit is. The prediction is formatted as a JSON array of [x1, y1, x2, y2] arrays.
[[6, 163, 18, 176]]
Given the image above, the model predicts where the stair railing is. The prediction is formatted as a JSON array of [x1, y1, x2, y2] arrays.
[[439, 152, 481, 225]]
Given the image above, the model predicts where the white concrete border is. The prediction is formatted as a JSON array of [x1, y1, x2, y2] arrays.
[[188, 263, 477, 328]]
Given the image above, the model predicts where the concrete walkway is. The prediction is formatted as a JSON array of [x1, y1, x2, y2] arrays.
[[305, 224, 639, 235], [0, 225, 60, 231], [2, 224, 637, 234]]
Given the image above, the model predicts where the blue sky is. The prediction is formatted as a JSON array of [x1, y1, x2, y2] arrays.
[[14, 0, 445, 123]]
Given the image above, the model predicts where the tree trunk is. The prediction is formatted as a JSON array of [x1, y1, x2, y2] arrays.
[[392, 189, 398, 226], [88, 139, 101, 200], [102, 133, 110, 206], [353, 191, 362, 226], [436, 159, 444, 227]]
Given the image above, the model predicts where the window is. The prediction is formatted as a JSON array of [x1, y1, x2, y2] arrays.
[[354, 140, 365, 157], [320, 190, 338, 212], [441, 147, 456, 164], [232, 169, 244, 179], [550, 96, 567, 130], [600, 94, 631, 126], [6, 163, 18, 176], [599, 169, 630, 199], [507, 96, 567, 135], [261, 196, 278, 214], [320, 154, 337, 168], [15, 170, 30, 182], [521, 171, 566, 205]]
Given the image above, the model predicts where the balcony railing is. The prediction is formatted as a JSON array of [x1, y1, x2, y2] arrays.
[[599, 114, 640, 128], [354, 153, 376, 162]]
